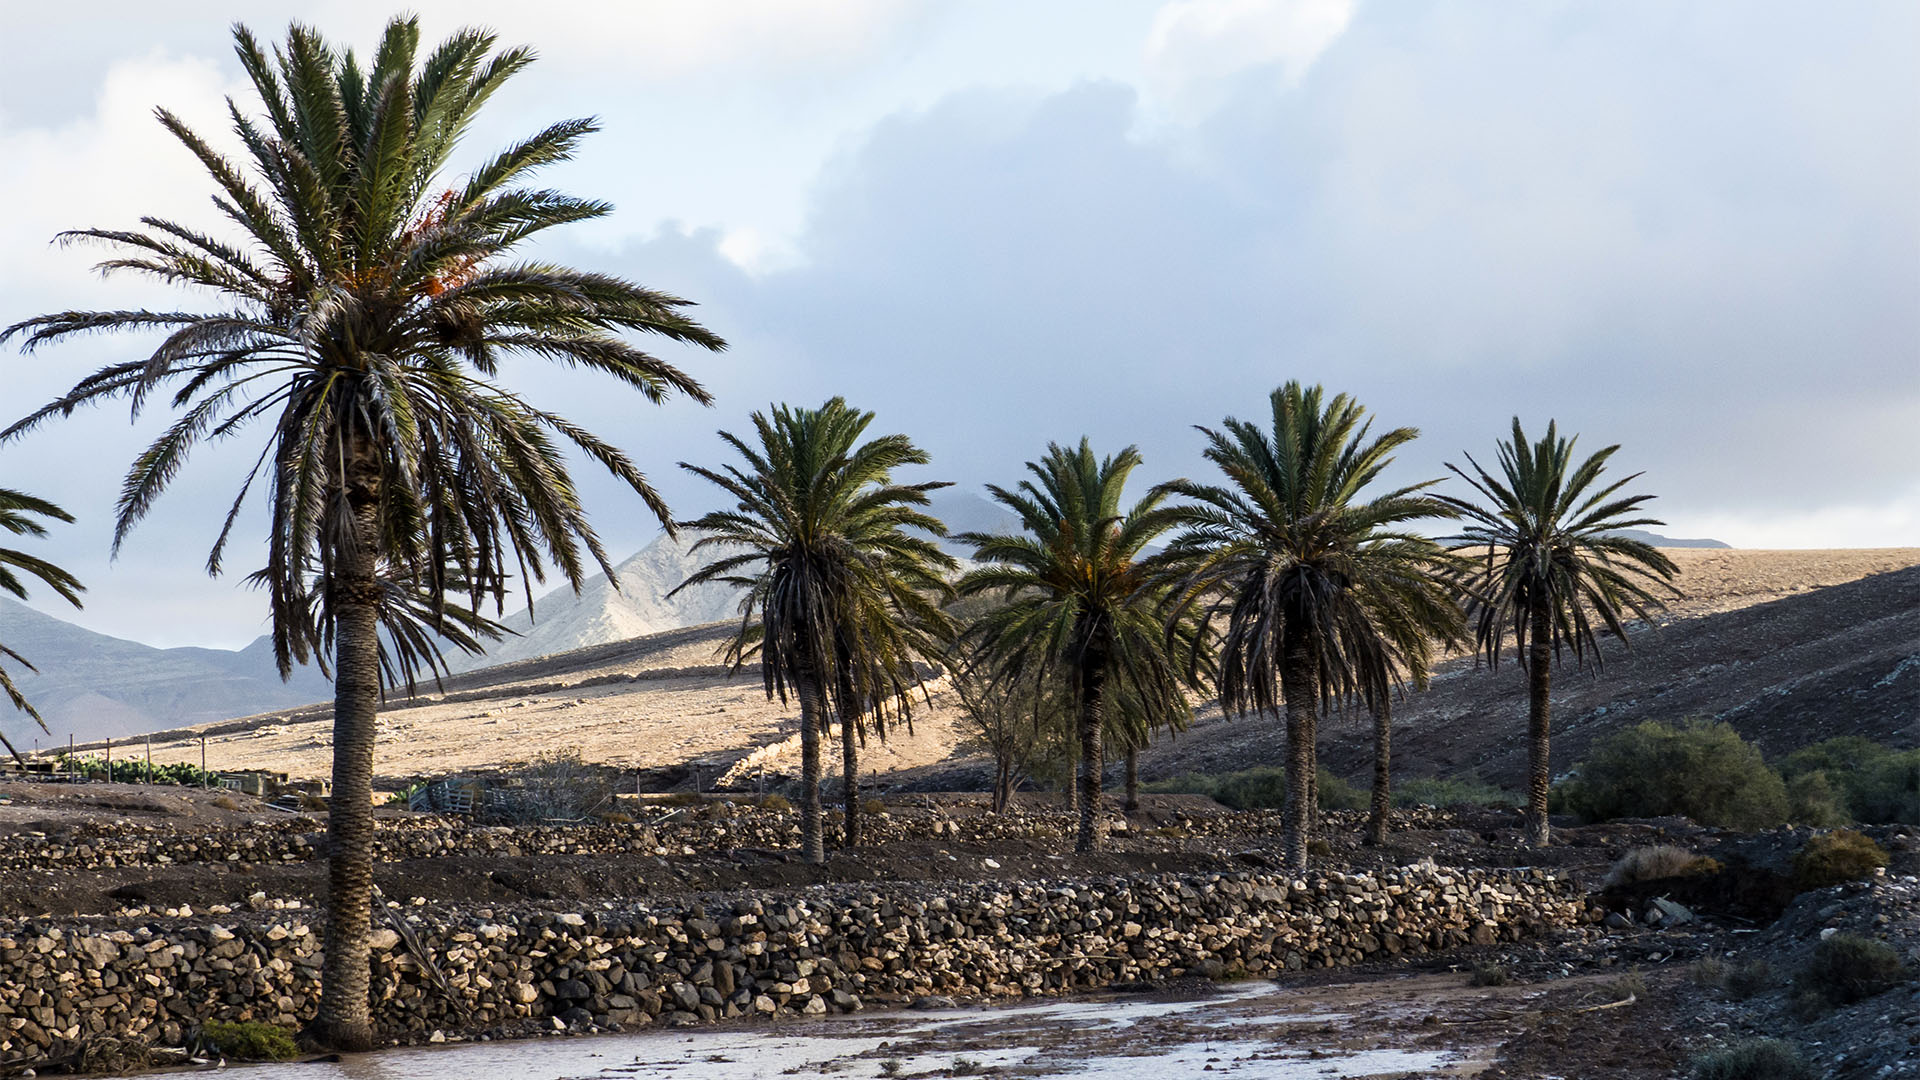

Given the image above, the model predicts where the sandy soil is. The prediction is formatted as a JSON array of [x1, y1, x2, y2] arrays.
[[56, 547, 1920, 789]]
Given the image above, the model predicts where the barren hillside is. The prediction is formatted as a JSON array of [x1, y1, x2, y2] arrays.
[[101, 547, 1919, 792]]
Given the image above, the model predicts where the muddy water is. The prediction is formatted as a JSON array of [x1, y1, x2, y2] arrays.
[[137, 977, 1501, 1079]]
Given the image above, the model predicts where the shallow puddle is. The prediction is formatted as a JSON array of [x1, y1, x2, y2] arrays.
[[128, 978, 1486, 1079]]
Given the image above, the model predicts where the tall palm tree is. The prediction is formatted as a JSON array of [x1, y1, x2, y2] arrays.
[[0, 488, 85, 765], [825, 526, 956, 847], [1439, 419, 1679, 846], [1, 19, 723, 1049], [1158, 382, 1458, 869], [957, 440, 1197, 854], [1346, 538, 1463, 846], [674, 399, 956, 863]]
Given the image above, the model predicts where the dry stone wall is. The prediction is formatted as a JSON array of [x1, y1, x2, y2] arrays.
[[0, 864, 1580, 1064], [0, 806, 1475, 873]]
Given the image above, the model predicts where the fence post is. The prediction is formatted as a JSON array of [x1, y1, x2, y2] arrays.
[[201, 737, 208, 788], [105, 738, 111, 782], [145, 737, 152, 784]]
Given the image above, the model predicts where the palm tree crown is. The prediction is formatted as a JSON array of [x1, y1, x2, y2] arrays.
[[957, 439, 1200, 852], [2, 17, 724, 676], [675, 398, 957, 860], [0, 489, 85, 747], [1440, 418, 1679, 671], [1439, 418, 1679, 846], [0, 18, 724, 1049], [1158, 382, 1458, 867]]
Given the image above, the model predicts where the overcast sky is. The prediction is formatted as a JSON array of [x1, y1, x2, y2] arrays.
[[1, 0, 1915, 649]]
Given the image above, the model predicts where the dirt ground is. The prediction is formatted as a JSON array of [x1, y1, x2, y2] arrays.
[[59, 547, 1920, 796]]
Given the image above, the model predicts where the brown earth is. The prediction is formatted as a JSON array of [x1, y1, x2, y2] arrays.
[[56, 547, 1920, 799], [1138, 549, 1920, 791]]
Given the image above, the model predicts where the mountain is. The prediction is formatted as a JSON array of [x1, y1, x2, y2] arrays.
[[1610, 529, 1731, 548], [925, 490, 1020, 552], [0, 599, 333, 746], [447, 492, 1015, 671], [446, 532, 745, 671]]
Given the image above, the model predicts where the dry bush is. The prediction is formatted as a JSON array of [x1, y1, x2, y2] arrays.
[[1791, 830, 1890, 891], [484, 749, 612, 825], [1794, 933, 1908, 1009], [1603, 844, 1720, 889], [1723, 959, 1775, 1001], [1690, 1039, 1815, 1080]]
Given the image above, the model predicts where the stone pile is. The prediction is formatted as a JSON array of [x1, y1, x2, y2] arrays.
[[0, 806, 1484, 873], [0, 863, 1580, 1064]]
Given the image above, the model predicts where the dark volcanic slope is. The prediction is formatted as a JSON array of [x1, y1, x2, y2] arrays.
[[1141, 565, 1920, 789]]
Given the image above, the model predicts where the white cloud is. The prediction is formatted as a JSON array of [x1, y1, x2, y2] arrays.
[[1678, 484, 1920, 550], [0, 52, 241, 298], [1144, 0, 1354, 117], [312, 0, 923, 82]]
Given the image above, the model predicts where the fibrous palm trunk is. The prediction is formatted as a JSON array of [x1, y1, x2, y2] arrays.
[[1123, 744, 1140, 814], [839, 700, 862, 849], [992, 748, 1015, 813], [1075, 659, 1107, 854], [312, 482, 382, 1052], [1367, 697, 1391, 846], [1525, 599, 1554, 847], [1280, 635, 1318, 870], [798, 676, 827, 864]]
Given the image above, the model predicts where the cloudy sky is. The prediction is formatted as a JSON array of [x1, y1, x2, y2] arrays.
[[1, 0, 1915, 649]]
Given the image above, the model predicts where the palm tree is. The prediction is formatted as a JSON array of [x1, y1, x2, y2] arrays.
[[1158, 382, 1459, 869], [1346, 537, 1463, 845], [1, 19, 723, 1050], [0, 488, 85, 765], [673, 399, 956, 863], [1439, 419, 1679, 847], [957, 440, 1197, 854]]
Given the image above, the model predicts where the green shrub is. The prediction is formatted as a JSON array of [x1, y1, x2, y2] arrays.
[[1795, 933, 1908, 1007], [1689, 1038, 1815, 1080], [1784, 770, 1851, 826], [1145, 767, 1362, 812], [759, 793, 794, 813], [1791, 829, 1889, 890], [1393, 776, 1521, 809], [1552, 720, 1789, 829], [199, 1021, 299, 1061], [1779, 738, 1920, 825]]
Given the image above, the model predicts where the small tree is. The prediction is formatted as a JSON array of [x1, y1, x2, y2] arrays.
[[1159, 383, 1458, 868], [674, 399, 954, 862], [1441, 419, 1680, 846], [957, 440, 1198, 853]]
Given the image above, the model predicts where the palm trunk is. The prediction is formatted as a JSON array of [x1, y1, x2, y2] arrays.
[[1366, 697, 1391, 846], [311, 493, 381, 1053], [1123, 744, 1140, 814], [1066, 733, 1080, 815], [1075, 659, 1107, 854], [1305, 710, 1320, 839], [839, 702, 862, 849], [993, 749, 1015, 813], [798, 676, 827, 864], [1525, 600, 1554, 847], [1281, 635, 1318, 870]]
